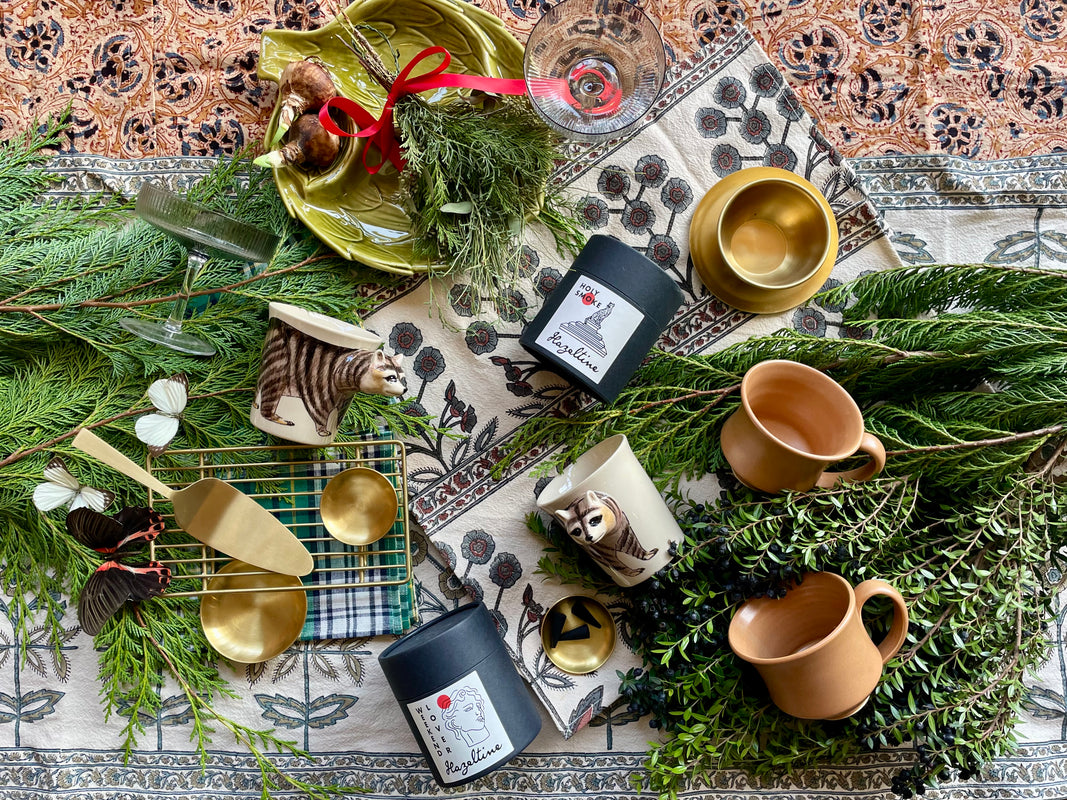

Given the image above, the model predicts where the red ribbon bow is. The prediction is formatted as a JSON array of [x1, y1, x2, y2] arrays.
[[318, 46, 529, 175]]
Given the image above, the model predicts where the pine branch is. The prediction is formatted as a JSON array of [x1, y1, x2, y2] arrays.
[[818, 262, 1067, 318], [0, 114, 438, 799], [0, 112, 70, 203]]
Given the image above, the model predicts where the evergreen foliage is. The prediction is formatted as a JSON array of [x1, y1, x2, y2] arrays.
[[520, 264, 1067, 797], [0, 117, 434, 797], [398, 96, 585, 314]]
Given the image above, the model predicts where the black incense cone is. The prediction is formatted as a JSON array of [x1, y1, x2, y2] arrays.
[[557, 624, 591, 642], [547, 610, 568, 648], [570, 598, 603, 628]]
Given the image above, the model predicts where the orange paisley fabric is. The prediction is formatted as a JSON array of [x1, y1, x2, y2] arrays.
[[1, 0, 1066, 159]]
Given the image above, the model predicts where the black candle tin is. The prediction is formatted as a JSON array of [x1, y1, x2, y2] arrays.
[[378, 602, 542, 787], [520, 234, 684, 403]]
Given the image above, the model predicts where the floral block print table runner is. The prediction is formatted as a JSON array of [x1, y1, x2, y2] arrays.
[[3, 1, 1064, 161], [363, 25, 902, 737]]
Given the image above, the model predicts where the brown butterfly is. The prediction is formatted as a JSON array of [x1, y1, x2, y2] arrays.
[[65, 506, 172, 636]]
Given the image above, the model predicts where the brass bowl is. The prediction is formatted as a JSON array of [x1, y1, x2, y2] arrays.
[[319, 467, 399, 546], [200, 560, 307, 663], [718, 176, 831, 290], [540, 595, 616, 675], [689, 167, 839, 314]]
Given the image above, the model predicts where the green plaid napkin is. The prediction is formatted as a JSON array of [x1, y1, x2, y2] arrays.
[[242, 430, 415, 640]]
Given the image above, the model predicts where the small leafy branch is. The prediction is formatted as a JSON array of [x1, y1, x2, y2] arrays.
[[522, 263, 1067, 798], [619, 472, 1066, 798], [104, 606, 364, 799]]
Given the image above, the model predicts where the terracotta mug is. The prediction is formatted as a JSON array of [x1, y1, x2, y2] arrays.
[[728, 571, 908, 720], [536, 434, 682, 587], [250, 302, 407, 446], [720, 359, 886, 493]]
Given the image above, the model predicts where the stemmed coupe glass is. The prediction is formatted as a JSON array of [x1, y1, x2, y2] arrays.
[[523, 0, 666, 140], [119, 182, 281, 357]]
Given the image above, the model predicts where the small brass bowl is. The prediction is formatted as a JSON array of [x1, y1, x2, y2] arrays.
[[200, 560, 307, 663], [717, 177, 831, 290], [319, 467, 399, 546], [540, 595, 616, 675]]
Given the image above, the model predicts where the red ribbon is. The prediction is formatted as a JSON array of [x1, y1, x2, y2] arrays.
[[318, 46, 529, 175]]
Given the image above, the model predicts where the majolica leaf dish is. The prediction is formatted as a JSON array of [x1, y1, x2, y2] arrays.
[[258, 0, 525, 275]]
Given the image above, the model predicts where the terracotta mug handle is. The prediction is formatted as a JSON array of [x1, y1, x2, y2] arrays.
[[816, 432, 887, 488], [853, 579, 909, 664]]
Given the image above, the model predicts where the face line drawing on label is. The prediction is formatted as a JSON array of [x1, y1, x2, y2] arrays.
[[405, 670, 514, 784]]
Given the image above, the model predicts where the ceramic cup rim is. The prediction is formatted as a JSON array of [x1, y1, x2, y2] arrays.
[[535, 434, 629, 509], [740, 360, 865, 461], [267, 301, 382, 350], [728, 571, 855, 665], [716, 177, 831, 291]]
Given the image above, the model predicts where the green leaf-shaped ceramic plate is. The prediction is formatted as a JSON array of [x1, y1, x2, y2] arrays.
[[259, 0, 525, 275]]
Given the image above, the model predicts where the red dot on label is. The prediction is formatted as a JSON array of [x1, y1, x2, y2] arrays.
[[437, 694, 451, 710], [582, 293, 595, 305]]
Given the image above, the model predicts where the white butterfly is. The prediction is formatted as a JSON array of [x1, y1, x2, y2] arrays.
[[135, 373, 189, 455], [32, 456, 115, 513]]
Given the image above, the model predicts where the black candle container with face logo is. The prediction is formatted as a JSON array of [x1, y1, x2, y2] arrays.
[[378, 602, 542, 787], [520, 234, 685, 403]]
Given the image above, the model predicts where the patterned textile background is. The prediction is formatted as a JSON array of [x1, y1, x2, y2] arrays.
[[4, 1, 1067, 799], [3, 0, 1067, 159]]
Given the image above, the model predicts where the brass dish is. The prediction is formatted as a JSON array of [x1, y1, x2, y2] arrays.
[[688, 167, 839, 314], [258, 0, 526, 275], [319, 467, 399, 545], [540, 595, 616, 675], [200, 560, 307, 663]]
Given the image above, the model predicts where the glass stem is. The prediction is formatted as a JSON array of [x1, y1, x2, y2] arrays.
[[163, 249, 208, 335]]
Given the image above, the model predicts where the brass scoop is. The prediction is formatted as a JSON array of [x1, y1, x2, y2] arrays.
[[72, 429, 313, 576], [319, 466, 398, 545]]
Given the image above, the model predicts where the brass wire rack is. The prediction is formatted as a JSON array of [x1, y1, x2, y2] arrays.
[[144, 439, 412, 598]]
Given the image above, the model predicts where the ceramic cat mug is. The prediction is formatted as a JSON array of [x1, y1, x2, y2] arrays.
[[720, 359, 886, 493], [728, 571, 908, 720], [536, 434, 682, 587], [251, 302, 407, 446]]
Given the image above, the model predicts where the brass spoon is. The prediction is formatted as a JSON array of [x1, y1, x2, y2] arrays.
[[72, 429, 313, 576]]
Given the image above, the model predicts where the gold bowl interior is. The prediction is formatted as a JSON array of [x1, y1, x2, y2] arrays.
[[319, 467, 399, 546], [540, 595, 616, 674], [717, 178, 831, 290], [200, 560, 307, 663]]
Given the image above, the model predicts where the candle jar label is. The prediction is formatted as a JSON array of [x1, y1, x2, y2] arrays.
[[405, 670, 514, 784], [532, 277, 643, 385]]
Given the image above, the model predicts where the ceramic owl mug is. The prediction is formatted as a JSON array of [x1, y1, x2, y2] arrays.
[[536, 434, 682, 587]]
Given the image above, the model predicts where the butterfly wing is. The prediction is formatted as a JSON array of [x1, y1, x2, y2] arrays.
[[147, 373, 189, 416], [68, 486, 115, 513], [135, 413, 180, 455], [33, 481, 77, 512], [77, 561, 172, 637], [33, 457, 114, 512], [136, 374, 189, 455], [67, 506, 165, 556]]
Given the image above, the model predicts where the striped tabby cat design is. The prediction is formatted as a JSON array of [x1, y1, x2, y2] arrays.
[[553, 490, 659, 578], [254, 318, 406, 436]]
